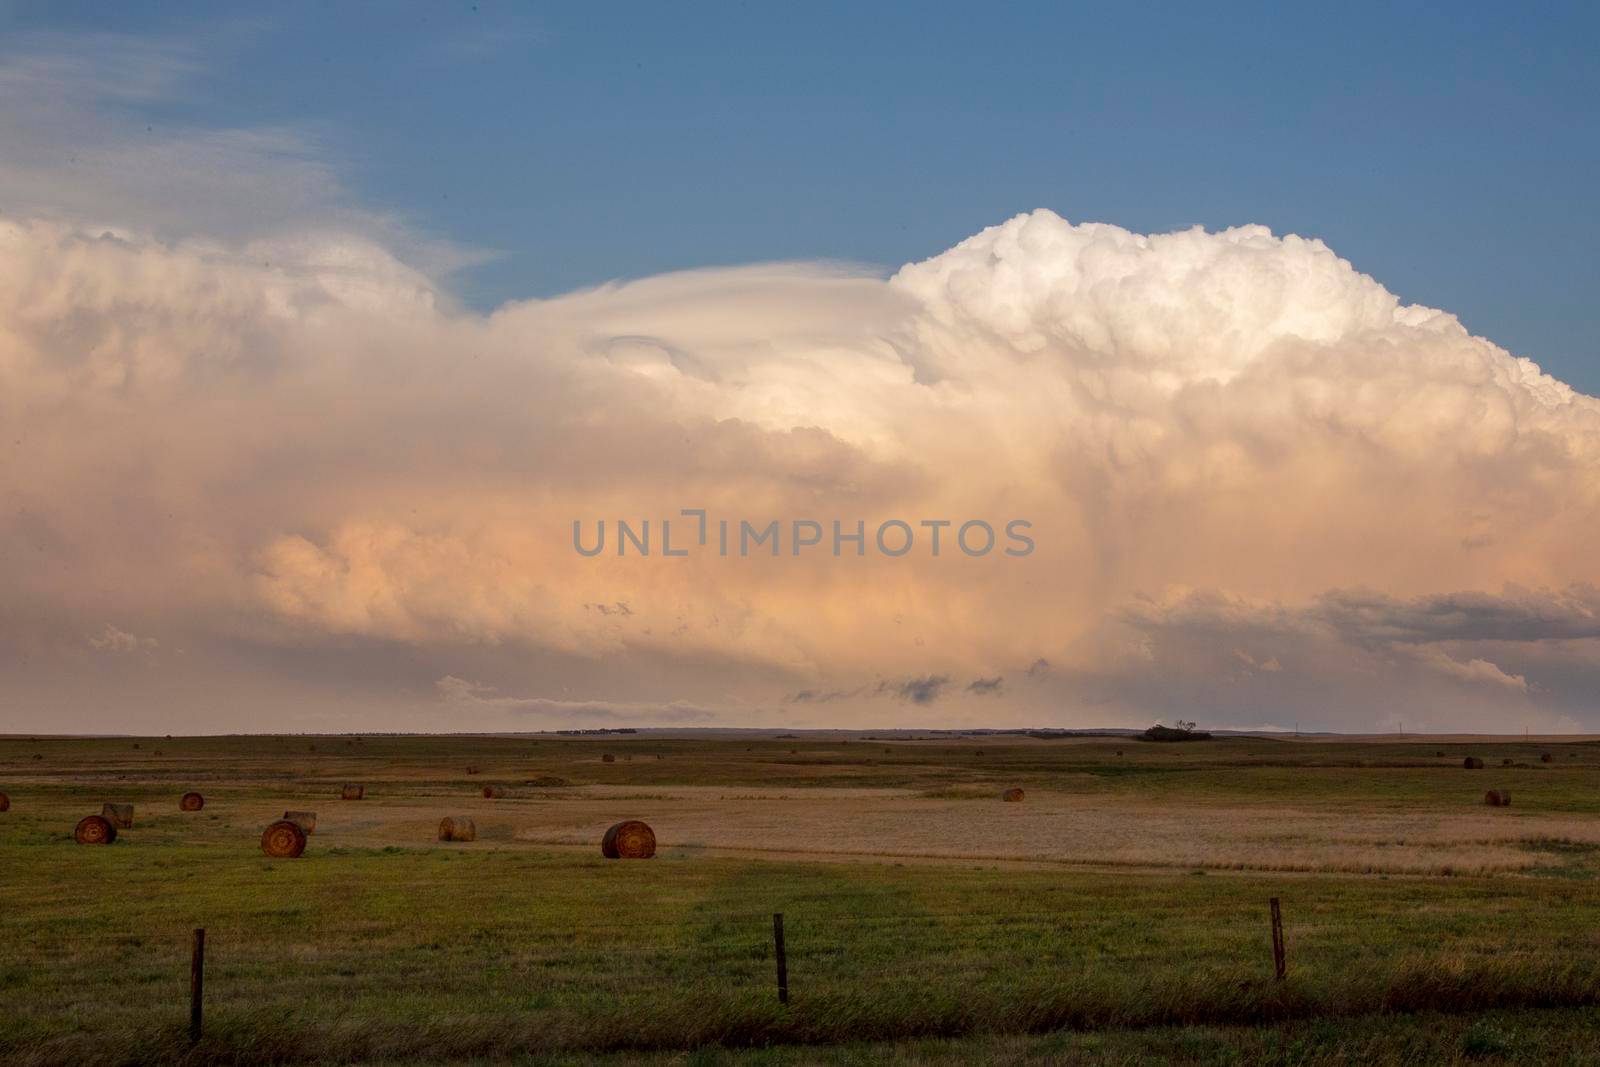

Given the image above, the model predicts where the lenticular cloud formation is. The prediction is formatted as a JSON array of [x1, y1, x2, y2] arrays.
[[3, 209, 1599, 734]]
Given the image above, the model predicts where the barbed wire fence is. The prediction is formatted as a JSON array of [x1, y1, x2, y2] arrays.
[[2, 898, 1296, 1047]]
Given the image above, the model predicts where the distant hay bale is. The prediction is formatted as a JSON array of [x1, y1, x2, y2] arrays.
[[601, 820, 656, 859], [74, 814, 117, 845], [261, 819, 308, 858], [1484, 789, 1512, 807], [1116, 750, 1124, 756], [482, 784, 507, 799], [438, 816, 477, 842], [1435, 751, 1445, 757], [341, 783, 365, 800], [465, 765, 481, 775], [1463, 757, 1484, 769], [0, 792, 9, 812], [1002, 787, 1025, 803], [179, 792, 204, 812], [101, 802, 134, 828], [1541, 753, 1553, 763], [283, 810, 317, 834], [1501, 758, 1513, 766], [601, 754, 616, 763]]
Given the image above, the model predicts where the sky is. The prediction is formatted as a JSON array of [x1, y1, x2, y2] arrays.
[[1, 4, 1599, 734]]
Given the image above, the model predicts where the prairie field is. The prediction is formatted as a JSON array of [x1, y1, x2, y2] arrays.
[[4, 732, 1600, 1065]]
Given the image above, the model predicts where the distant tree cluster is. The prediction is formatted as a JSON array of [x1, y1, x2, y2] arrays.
[[1140, 721, 1213, 742]]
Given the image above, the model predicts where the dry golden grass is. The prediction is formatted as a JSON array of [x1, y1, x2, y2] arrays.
[[488, 786, 1596, 875], [8, 731, 1598, 876]]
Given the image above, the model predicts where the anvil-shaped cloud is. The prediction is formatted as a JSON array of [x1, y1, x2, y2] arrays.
[[4, 202, 1600, 735]]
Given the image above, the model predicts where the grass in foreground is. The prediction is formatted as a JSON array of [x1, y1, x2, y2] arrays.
[[375, 1007, 1600, 1065], [3, 842, 1600, 1064]]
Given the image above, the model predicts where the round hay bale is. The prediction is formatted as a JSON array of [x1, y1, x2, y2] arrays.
[[1484, 789, 1512, 807], [1463, 757, 1483, 769], [101, 802, 134, 828], [1502, 758, 1513, 766], [465, 765, 481, 775], [482, 784, 507, 799], [0, 792, 9, 812], [1002, 787, 1025, 802], [74, 814, 117, 845], [179, 791, 204, 812], [261, 819, 307, 858], [1541, 753, 1553, 763], [600, 820, 656, 859], [283, 810, 317, 834], [601, 754, 616, 763], [1116, 750, 1124, 756], [438, 816, 477, 842], [341, 783, 364, 800]]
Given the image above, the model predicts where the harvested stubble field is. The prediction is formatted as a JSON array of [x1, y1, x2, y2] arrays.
[[4, 732, 1600, 1066]]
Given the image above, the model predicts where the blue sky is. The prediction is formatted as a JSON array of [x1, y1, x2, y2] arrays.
[[4, 0, 1597, 391]]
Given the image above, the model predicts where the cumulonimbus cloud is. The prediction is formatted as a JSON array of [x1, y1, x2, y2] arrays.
[[4, 204, 1600, 733]]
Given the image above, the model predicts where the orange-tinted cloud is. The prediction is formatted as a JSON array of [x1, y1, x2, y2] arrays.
[[4, 208, 1600, 733]]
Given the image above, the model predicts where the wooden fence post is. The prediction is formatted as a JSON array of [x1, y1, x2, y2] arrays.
[[772, 912, 788, 1004], [190, 927, 205, 1043], [1269, 897, 1286, 980]]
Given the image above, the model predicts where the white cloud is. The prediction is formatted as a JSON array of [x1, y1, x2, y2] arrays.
[[1407, 648, 1530, 692], [0, 31, 482, 276], [87, 624, 155, 654]]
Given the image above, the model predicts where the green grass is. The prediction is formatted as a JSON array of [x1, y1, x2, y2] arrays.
[[4, 734, 1600, 1064], [5, 836, 1600, 1063]]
